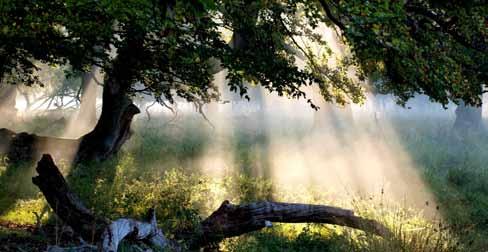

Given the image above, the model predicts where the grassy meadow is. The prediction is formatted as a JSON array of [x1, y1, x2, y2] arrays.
[[0, 109, 487, 251]]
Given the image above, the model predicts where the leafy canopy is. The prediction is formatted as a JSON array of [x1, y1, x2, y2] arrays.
[[0, 0, 486, 108]]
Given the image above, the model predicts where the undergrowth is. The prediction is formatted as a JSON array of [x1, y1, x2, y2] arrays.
[[0, 114, 487, 251]]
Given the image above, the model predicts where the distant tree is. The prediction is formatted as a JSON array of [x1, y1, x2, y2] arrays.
[[1, 0, 486, 162], [322, 0, 487, 130], [0, 84, 17, 121], [454, 101, 482, 130], [77, 65, 99, 127]]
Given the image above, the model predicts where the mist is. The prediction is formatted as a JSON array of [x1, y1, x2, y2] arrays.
[[1, 3, 486, 250]]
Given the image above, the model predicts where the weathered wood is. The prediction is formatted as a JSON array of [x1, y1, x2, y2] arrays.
[[188, 200, 389, 248], [101, 209, 177, 252], [33, 154, 389, 251], [33, 155, 176, 252], [32, 154, 108, 242]]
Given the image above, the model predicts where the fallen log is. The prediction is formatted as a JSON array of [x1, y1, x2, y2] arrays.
[[32, 154, 108, 241], [0, 128, 79, 163], [100, 210, 176, 252], [188, 200, 389, 249], [33, 154, 178, 252], [33, 154, 390, 251]]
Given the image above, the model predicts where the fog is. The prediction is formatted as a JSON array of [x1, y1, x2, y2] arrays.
[[0, 24, 481, 222]]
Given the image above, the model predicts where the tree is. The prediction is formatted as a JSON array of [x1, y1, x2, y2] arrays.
[[1, 0, 486, 163], [318, 0, 486, 105], [454, 101, 482, 131], [1, 0, 361, 162]]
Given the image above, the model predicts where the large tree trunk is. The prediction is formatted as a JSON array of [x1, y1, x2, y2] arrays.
[[74, 30, 143, 163], [77, 66, 99, 127], [2, 46, 140, 164], [453, 101, 482, 131], [185, 200, 388, 250], [74, 78, 140, 163], [33, 155, 389, 252]]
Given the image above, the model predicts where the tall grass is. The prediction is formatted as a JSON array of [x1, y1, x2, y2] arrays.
[[0, 113, 487, 251]]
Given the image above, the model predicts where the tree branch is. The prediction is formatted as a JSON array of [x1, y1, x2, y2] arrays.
[[318, 0, 346, 30], [33, 154, 390, 251], [405, 5, 487, 53]]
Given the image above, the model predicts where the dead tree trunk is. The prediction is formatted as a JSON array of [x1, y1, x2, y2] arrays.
[[186, 200, 388, 249], [33, 154, 389, 252], [32, 155, 108, 240]]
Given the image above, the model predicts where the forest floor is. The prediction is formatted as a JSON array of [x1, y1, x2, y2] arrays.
[[0, 112, 487, 251]]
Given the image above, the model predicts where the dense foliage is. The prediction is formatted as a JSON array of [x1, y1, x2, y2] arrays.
[[318, 0, 487, 106], [1, 0, 485, 108]]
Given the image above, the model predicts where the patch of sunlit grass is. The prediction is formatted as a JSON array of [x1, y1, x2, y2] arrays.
[[223, 197, 461, 252], [0, 198, 47, 225], [2, 114, 488, 251]]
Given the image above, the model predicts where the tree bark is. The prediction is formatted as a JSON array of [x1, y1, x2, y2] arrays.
[[74, 30, 143, 163], [186, 200, 389, 249], [453, 100, 482, 131], [32, 155, 108, 241], [74, 79, 139, 163], [33, 154, 389, 252]]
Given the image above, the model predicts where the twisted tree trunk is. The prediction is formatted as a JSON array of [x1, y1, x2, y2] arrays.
[[0, 65, 139, 164], [74, 30, 142, 163], [73, 79, 139, 163], [33, 154, 389, 252]]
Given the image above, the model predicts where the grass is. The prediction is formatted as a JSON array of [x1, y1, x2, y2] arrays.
[[0, 111, 487, 251]]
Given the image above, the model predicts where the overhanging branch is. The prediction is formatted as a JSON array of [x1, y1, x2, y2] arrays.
[[318, 0, 346, 30], [404, 5, 486, 53]]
